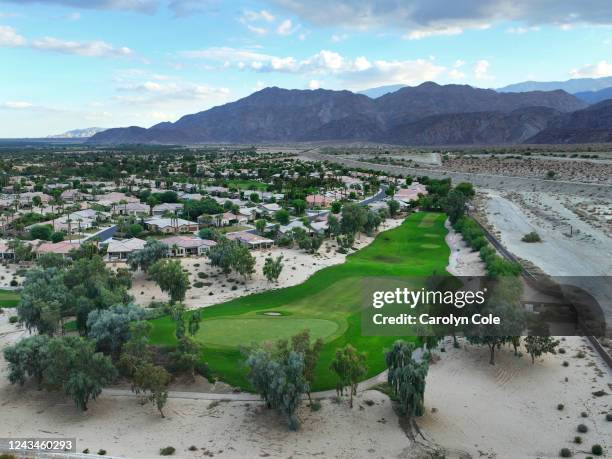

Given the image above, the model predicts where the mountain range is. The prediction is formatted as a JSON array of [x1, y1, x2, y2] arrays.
[[90, 82, 609, 146], [497, 76, 612, 94], [48, 127, 106, 139]]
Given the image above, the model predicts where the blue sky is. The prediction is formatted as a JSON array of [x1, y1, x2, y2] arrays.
[[0, 0, 611, 137]]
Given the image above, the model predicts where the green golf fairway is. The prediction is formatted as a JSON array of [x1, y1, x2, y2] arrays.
[[149, 212, 450, 391]]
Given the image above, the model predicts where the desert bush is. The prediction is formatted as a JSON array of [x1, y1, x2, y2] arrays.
[[557, 404, 565, 410], [560, 448, 572, 457], [310, 400, 322, 411], [591, 444, 603, 456], [193, 281, 204, 288], [606, 413, 612, 421], [574, 436, 582, 444], [160, 446, 175, 455], [562, 361, 569, 367], [577, 424, 588, 433], [8, 316, 18, 324], [521, 231, 541, 242]]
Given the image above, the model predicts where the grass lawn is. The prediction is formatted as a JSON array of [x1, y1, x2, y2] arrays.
[[149, 212, 450, 391], [227, 179, 268, 191], [218, 225, 251, 234], [0, 289, 20, 308]]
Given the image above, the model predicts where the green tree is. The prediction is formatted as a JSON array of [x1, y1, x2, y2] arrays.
[[524, 336, 560, 364], [30, 224, 53, 241], [263, 255, 283, 283], [330, 344, 367, 408], [127, 223, 143, 237], [149, 259, 190, 304], [340, 203, 367, 236], [132, 363, 171, 417], [282, 330, 323, 405], [385, 340, 429, 417], [331, 201, 342, 214], [18, 267, 71, 335], [3, 334, 50, 387], [292, 199, 307, 216], [387, 199, 400, 217], [442, 189, 468, 225], [255, 219, 267, 235], [86, 303, 147, 356], [127, 238, 168, 273], [50, 231, 65, 243], [119, 321, 153, 377], [42, 336, 117, 411], [275, 209, 290, 225], [198, 227, 220, 241], [246, 346, 308, 430], [188, 311, 201, 336], [232, 245, 256, 280], [171, 336, 202, 380]]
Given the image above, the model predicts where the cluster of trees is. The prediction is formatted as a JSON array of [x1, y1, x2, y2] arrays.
[[246, 330, 323, 430], [127, 238, 168, 273], [207, 237, 255, 279], [453, 217, 521, 277], [4, 335, 116, 411], [18, 249, 132, 335]]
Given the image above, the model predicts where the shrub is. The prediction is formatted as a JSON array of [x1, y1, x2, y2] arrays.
[[591, 444, 603, 456], [560, 448, 572, 457], [557, 404, 564, 410], [8, 316, 18, 324], [9, 279, 17, 287], [562, 361, 569, 367], [310, 400, 322, 411], [521, 231, 541, 242], [577, 424, 588, 433], [606, 413, 612, 421], [197, 272, 208, 279], [193, 281, 204, 288], [97, 450, 107, 456], [558, 348, 566, 354], [580, 411, 588, 418], [188, 446, 197, 451], [160, 446, 176, 456], [0, 454, 17, 459], [231, 285, 237, 291], [576, 351, 586, 358], [574, 436, 582, 444]]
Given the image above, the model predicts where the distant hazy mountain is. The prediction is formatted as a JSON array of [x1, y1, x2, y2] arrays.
[[574, 87, 612, 104], [498, 76, 612, 94], [358, 84, 405, 99], [89, 82, 588, 146], [48, 127, 106, 138], [527, 100, 612, 144]]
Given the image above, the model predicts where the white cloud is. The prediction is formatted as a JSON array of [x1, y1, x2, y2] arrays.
[[0, 25, 26, 46], [247, 25, 268, 35], [241, 9, 275, 23], [570, 60, 612, 77], [1, 101, 34, 109], [454, 59, 465, 68], [448, 69, 465, 79], [64, 11, 81, 20], [31, 37, 132, 57], [307, 79, 322, 89], [0, 25, 133, 58], [181, 46, 445, 88], [506, 25, 540, 34], [405, 25, 463, 40], [331, 33, 348, 42], [276, 18, 294, 35], [474, 59, 493, 80]]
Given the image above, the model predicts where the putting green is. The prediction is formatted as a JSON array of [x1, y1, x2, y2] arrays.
[[149, 212, 451, 391], [195, 317, 340, 348]]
